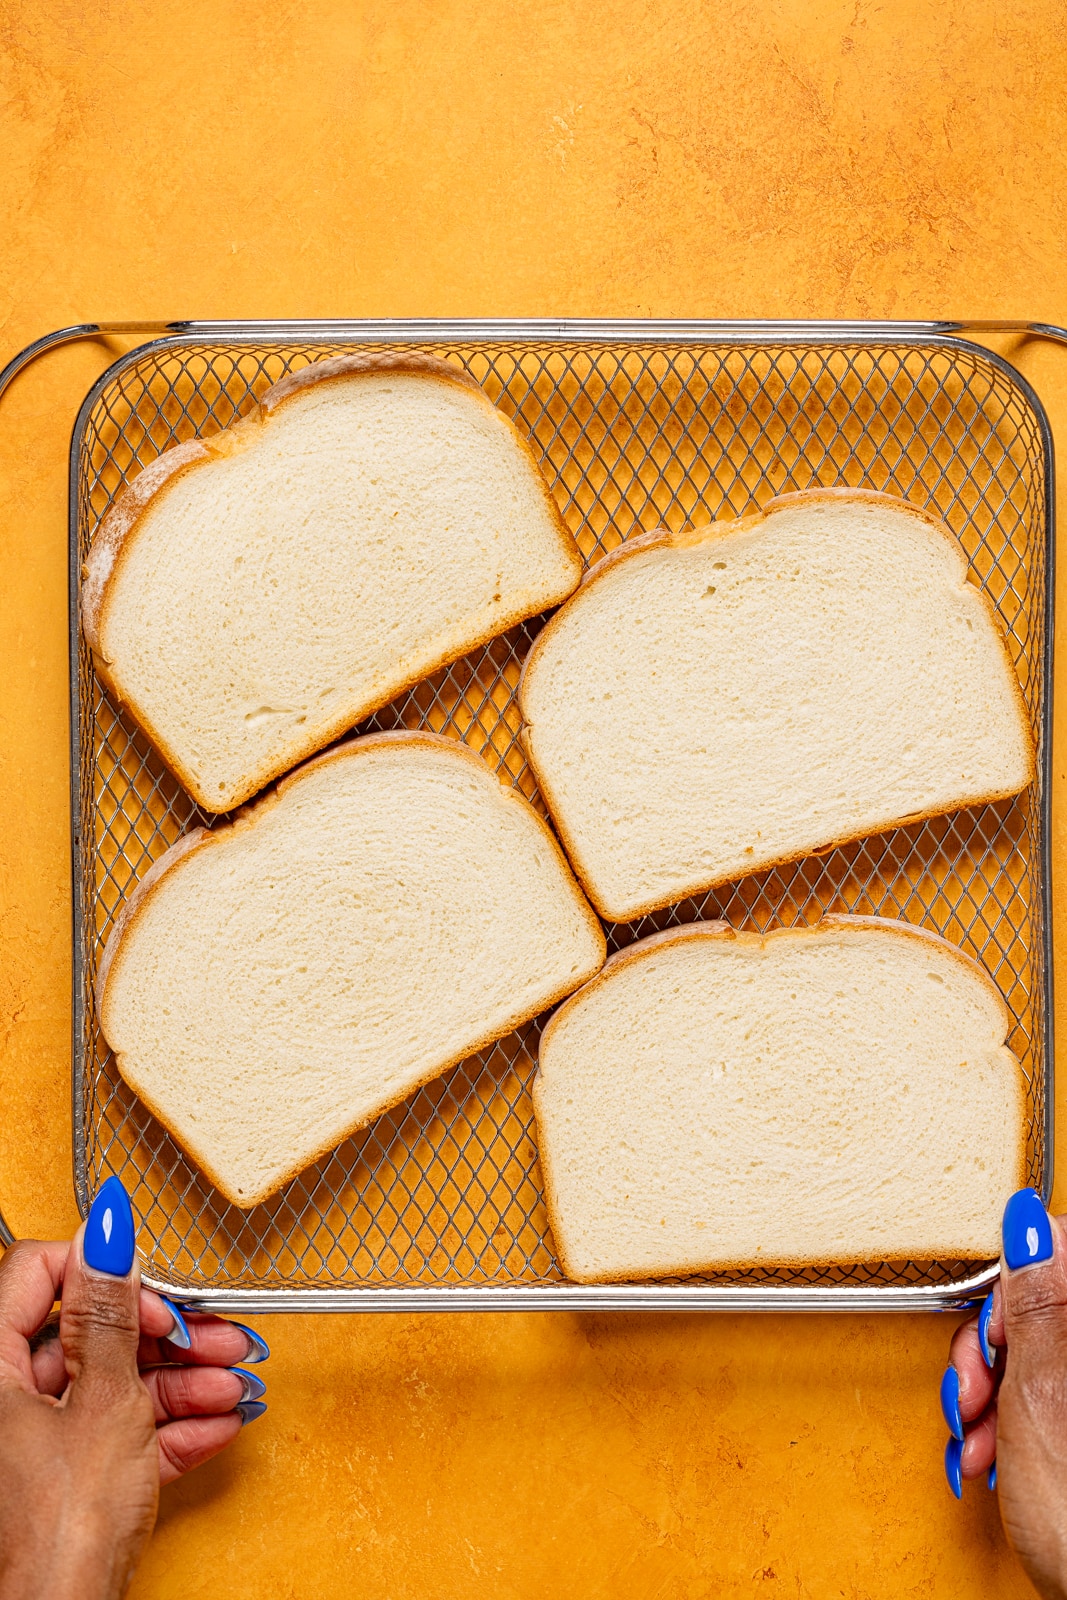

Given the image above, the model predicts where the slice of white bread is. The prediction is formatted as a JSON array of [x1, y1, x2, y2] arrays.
[[519, 489, 1035, 921], [98, 732, 606, 1208], [82, 352, 582, 813], [534, 917, 1026, 1282]]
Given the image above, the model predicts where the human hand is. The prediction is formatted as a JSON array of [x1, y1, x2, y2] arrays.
[[0, 1177, 269, 1600], [941, 1187, 1067, 1598]]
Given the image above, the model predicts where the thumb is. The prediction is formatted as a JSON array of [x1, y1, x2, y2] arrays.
[[60, 1176, 143, 1406], [993, 1187, 1067, 1594], [999, 1187, 1067, 1363]]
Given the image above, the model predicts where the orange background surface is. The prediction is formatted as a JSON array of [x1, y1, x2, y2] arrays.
[[2, 1, 1067, 1594]]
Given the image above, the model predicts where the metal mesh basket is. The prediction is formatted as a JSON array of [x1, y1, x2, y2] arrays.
[[69, 324, 1053, 1311]]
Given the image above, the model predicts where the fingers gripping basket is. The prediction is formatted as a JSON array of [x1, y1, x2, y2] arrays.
[[52, 320, 1054, 1312]]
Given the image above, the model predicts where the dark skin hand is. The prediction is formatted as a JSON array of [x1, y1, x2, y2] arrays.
[[947, 1205, 1067, 1598], [0, 1232, 264, 1600]]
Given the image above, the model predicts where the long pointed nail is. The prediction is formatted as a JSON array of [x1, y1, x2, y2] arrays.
[[988, 1461, 998, 1492], [940, 1367, 964, 1441], [160, 1298, 191, 1350], [945, 1436, 963, 1499], [231, 1367, 266, 1403], [236, 1400, 267, 1426], [228, 1321, 270, 1364], [978, 1291, 996, 1369], [84, 1176, 136, 1277], [1003, 1187, 1053, 1271]]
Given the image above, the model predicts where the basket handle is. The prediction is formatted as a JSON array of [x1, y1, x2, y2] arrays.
[[0, 323, 181, 1252]]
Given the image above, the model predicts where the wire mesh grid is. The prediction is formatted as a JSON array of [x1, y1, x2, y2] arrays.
[[72, 332, 1051, 1304]]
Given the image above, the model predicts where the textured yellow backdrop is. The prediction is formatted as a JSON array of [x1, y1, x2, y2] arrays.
[[2, 1, 1067, 1594]]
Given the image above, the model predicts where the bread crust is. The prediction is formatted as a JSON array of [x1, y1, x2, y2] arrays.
[[98, 729, 606, 1209], [534, 915, 1027, 1282], [260, 348, 490, 413], [81, 440, 211, 659], [518, 488, 1038, 922], [81, 351, 582, 814]]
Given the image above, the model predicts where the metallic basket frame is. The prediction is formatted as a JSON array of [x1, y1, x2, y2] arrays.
[[0, 318, 1056, 1313]]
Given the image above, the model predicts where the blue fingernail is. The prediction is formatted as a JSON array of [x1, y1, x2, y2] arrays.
[[945, 1436, 963, 1499], [83, 1176, 136, 1277], [231, 1367, 266, 1403], [236, 1400, 267, 1426], [229, 1321, 270, 1363], [1003, 1187, 1054, 1271], [988, 1461, 998, 1492], [940, 1367, 964, 1441], [978, 1291, 996, 1369], [161, 1297, 191, 1350]]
